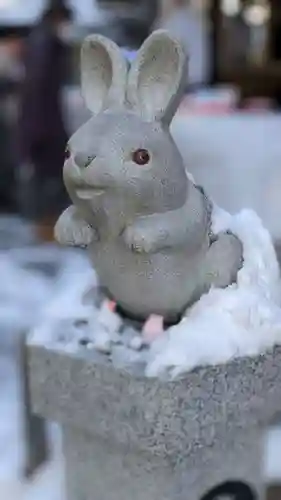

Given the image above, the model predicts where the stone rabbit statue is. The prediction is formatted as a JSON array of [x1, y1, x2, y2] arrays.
[[55, 30, 243, 323]]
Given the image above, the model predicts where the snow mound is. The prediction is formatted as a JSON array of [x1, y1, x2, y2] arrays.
[[0, 245, 92, 344], [29, 206, 281, 380], [146, 207, 281, 378]]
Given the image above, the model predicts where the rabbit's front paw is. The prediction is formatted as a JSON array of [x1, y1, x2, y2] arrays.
[[70, 222, 96, 248], [55, 206, 96, 248], [123, 224, 157, 253]]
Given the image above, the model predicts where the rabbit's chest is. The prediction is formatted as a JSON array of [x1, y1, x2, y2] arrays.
[[88, 239, 206, 320]]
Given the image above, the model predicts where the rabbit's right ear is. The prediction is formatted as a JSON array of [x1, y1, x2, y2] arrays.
[[81, 35, 128, 114], [127, 30, 187, 125]]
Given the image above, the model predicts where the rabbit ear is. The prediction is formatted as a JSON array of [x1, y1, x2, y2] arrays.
[[81, 35, 128, 114], [127, 30, 187, 125]]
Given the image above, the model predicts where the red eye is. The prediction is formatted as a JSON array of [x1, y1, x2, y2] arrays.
[[132, 149, 150, 166], [65, 146, 71, 160]]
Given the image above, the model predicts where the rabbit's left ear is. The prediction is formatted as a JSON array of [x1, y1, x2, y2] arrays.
[[127, 30, 187, 125], [81, 34, 128, 114]]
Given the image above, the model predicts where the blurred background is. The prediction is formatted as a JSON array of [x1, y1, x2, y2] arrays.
[[1, 0, 281, 498]]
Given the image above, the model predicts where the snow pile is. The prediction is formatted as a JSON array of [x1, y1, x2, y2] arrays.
[[30, 206, 281, 380], [0, 245, 92, 348], [0, 254, 52, 335], [147, 207, 281, 378]]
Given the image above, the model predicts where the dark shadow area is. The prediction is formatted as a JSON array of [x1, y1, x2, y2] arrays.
[[267, 485, 281, 500], [201, 481, 257, 500]]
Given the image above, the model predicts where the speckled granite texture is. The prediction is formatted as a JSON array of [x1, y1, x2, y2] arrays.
[[27, 344, 281, 500]]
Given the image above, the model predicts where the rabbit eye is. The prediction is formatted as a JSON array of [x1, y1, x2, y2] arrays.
[[132, 149, 150, 166], [65, 145, 71, 160]]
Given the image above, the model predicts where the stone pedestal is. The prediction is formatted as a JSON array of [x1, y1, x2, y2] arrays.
[[27, 339, 281, 500]]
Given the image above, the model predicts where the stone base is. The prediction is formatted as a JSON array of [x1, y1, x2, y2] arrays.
[[62, 426, 262, 500], [27, 341, 281, 500]]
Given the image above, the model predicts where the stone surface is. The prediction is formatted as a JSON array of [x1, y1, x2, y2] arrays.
[[18, 332, 49, 478], [28, 341, 281, 499], [61, 426, 262, 500], [55, 30, 242, 322]]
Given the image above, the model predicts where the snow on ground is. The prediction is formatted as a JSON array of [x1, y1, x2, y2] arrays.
[[0, 217, 91, 499], [0, 356, 64, 500]]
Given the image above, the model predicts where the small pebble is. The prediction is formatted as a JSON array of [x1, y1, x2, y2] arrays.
[[98, 301, 122, 334], [94, 330, 112, 354], [74, 319, 89, 329], [95, 339, 112, 354], [79, 338, 90, 347], [129, 336, 144, 351], [57, 332, 68, 343], [110, 332, 122, 345]]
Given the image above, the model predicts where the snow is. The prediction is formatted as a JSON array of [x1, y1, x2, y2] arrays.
[[0, 341, 64, 500], [28, 205, 281, 380], [0, 218, 91, 498], [147, 207, 281, 378]]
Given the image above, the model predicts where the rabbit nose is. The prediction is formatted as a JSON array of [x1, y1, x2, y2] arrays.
[[74, 152, 96, 169]]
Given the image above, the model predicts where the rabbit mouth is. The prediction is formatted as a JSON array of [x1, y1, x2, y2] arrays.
[[76, 187, 105, 200]]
